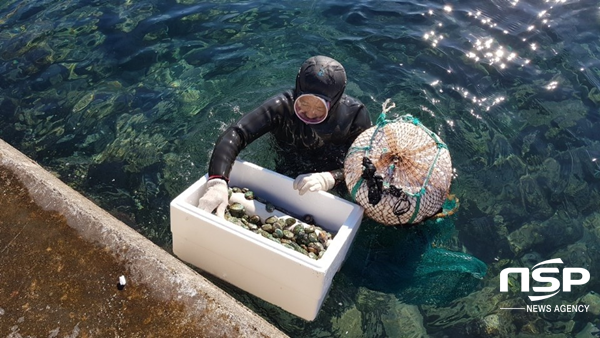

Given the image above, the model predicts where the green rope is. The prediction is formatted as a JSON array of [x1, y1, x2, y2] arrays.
[[375, 111, 389, 126], [350, 177, 363, 202], [408, 190, 423, 224], [346, 146, 370, 158]]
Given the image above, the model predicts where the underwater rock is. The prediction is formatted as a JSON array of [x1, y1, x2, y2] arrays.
[[535, 157, 566, 199], [95, 130, 168, 172], [380, 301, 426, 338], [489, 133, 514, 165], [523, 99, 586, 129], [459, 214, 510, 262], [30, 64, 68, 91], [519, 318, 550, 336], [1, 26, 52, 61], [498, 298, 541, 334], [179, 88, 202, 103], [519, 129, 542, 160], [77, 91, 125, 123], [453, 119, 492, 160], [583, 212, 600, 239], [421, 286, 520, 337], [509, 210, 582, 256], [0, 97, 17, 118], [553, 241, 600, 272], [588, 87, 600, 105], [507, 222, 544, 256], [520, 251, 542, 269], [494, 198, 528, 233], [69, 59, 100, 79], [182, 47, 212, 67], [556, 146, 600, 181], [353, 288, 426, 337], [18, 47, 53, 77], [575, 322, 600, 338], [539, 296, 577, 323], [488, 154, 527, 196], [518, 174, 554, 220], [172, 86, 205, 117], [479, 314, 516, 338], [553, 240, 598, 283], [331, 306, 363, 337], [577, 292, 600, 321], [564, 176, 598, 215], [540, 210, 583, 253]]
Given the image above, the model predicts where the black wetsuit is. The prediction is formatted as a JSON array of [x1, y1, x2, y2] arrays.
[[208, 56, 372, 183]]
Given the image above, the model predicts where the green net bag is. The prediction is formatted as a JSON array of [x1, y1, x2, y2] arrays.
[[344, 99, 454, 225]]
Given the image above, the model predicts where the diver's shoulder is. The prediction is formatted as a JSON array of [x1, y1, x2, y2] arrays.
[[263, 89, 295, 106], [339, 94, 365, 107]]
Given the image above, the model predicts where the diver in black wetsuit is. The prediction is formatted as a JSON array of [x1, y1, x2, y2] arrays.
[[198, 55, 372, 217]]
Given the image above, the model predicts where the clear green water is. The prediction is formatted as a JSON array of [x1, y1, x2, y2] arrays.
[[1, 0, 599, 337]]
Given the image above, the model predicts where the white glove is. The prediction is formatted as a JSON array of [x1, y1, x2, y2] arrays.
[[293, 172, 335, 196], [197, 178, 229, 218]]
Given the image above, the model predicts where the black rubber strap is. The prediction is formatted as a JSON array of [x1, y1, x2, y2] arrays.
[[208, 175, 229, 183], [330, 169, 345, 185]]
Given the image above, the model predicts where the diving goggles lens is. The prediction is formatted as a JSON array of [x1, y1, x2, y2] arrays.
[[294, 94, 330, 124]]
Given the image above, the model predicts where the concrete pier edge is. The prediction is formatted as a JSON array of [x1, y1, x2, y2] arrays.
[[0, 138, 287, 337]]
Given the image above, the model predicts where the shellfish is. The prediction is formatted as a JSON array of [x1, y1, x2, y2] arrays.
[[223, 186, 336, 260]]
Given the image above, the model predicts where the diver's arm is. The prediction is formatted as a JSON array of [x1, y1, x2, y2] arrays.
[[208, 91, 292, 180]]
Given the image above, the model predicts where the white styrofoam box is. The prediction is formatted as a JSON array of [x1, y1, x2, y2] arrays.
[[170, 159, 364, 321]]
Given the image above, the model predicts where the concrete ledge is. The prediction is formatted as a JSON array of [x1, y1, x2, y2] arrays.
[[0, 138, 287, 337]]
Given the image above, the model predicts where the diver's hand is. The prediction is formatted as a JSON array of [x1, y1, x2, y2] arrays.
[[198, 178, 229, 218], [293, 172, 335, 195]]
